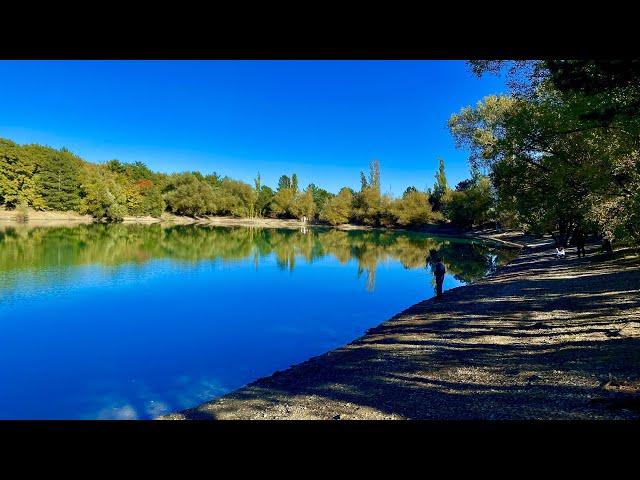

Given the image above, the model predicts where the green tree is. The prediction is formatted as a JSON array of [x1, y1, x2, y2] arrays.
[[403, 186, 418, 197], [277, 175, 291, 192], [163, 173, 216, 217], [255, 185, 275, 217], [430, 158, 449, 212], [443, 176, 494, 229], [391, 190, 436, 227], [79, 166, 128, 221], [212, 178, 257, 217], [35, 152, 82, 211], [0, 139, 45, 209], [463, 60, 640, 245], [307, 183, 333, 216], [320, 187, 353, 225]]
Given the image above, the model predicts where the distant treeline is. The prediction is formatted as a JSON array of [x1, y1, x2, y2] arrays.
[[0, 137, 494, 229], [4, 61, 636, 245]]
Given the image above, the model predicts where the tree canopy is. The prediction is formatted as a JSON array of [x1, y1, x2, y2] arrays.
[[451, 60, 640, 246]]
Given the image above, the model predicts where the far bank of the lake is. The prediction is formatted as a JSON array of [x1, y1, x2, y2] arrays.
[[0, 208, 518, 248], [161, 237, 640, 420]]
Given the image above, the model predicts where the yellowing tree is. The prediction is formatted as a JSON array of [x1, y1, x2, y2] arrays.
[[391, 190, 436, 227], [292, 188, 316, 219], [320, 187, 353, 225]]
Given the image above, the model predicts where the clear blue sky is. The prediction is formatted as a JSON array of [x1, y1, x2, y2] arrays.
[[0, 60, 506, 195]]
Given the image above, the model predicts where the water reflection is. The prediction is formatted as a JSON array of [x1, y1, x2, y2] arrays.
[[0, 223, 514, 293], [0, 223, 518, 419]]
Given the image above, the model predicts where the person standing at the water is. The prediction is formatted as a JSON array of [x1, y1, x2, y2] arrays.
[[434, 256, 446, 299], [572, 228, 586, 258]]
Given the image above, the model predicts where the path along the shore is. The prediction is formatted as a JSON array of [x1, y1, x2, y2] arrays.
[[161, 238, 640, 420]]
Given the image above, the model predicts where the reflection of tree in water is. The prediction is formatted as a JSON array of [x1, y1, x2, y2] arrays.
[[0, 224, 518, 292]]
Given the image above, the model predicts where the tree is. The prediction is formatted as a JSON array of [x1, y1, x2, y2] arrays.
[[353, 160, 383, 226], [212, 178, 257, 217], [132, 179, 164, 217], [307, 183, 333, 215], [292, 188, 316, 219], [270, 187, 296, 217], [277, 175, 291, 192], [443, 176, 494, 229], [368, 159, 380, 191], [36, 152, 82, 211], [291, 173, 298, 194], [320, 187, 353, 225], [0, 139, 45, 209], [163, 173, 216, 217], [403, 186, 418, 197], [391, 190, 436, 227], [429, 158, 449, 212], [449, 93, 588, 243], [79, 166, 128, 221], [255, 185, 275, 217], [464, 60, 640, 245]]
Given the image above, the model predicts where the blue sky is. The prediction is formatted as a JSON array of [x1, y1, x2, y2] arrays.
[[0, 60, 506, 195]]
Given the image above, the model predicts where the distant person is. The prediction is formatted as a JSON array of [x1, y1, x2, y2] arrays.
[[555, 246, 566, 259], [433, 256, 446, 299], [572, 229, 586, 258]]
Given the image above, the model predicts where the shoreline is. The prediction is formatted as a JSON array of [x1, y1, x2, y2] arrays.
[[160, 237, 640, 420], [0, 208, 522, 248]]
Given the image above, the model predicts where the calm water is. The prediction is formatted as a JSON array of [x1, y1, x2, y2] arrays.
[[0, 223, 515, 419]]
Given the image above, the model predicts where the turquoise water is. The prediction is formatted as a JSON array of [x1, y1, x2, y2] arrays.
[[0, 223, 514, 419]]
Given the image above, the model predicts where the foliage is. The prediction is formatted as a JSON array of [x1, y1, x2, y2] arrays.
[[292, 188, 316, 219], [429, 158, 449, 212], [270, 186, 296, 217], [36, 151, 82, 211], [352, 160, 384, 226], [307, 183, 333, 214], [213, 178, 258, 217], [0, 139, 45, 209], [451, 60, 640, 245], [391, 190, 437, 227], [1, 137, 506, 232], [163, 173, 216, 217], [255, 185, 275, 217], [320, 187, 353, 225], [443, 176, 494, 229], [277, 175, 291, 191], [79, 165, 128, 221]]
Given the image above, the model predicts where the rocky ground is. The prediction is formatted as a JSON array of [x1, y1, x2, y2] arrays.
[[161, 236, 640, 420]]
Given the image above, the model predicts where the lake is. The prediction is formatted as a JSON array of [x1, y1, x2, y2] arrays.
[[0, 223, 516, 419]]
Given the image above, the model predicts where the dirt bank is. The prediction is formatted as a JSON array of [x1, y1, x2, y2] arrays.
[[0, 207, 93, 226], [161, 238, 640, 420], [0, 209, 511, 241]]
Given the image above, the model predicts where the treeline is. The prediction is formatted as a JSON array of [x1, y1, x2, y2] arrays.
[[0, 137, 495, 229], [450, 60, 640, 247]]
